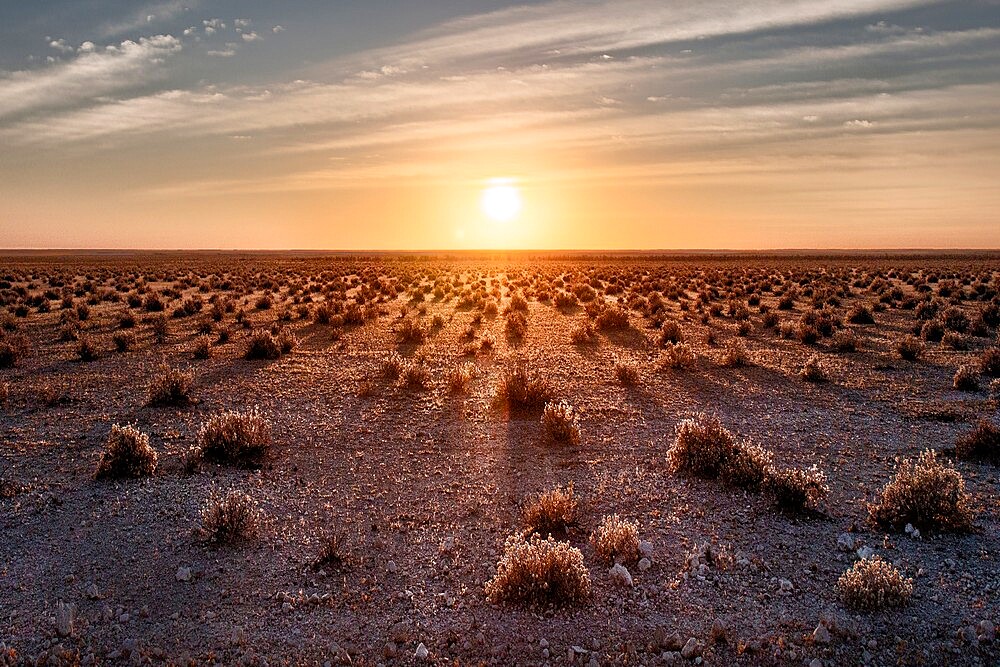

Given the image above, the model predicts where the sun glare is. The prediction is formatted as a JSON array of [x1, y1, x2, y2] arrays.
[[480, 180, 522, 222]]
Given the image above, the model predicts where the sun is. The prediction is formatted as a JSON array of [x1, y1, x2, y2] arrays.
[[480, 179, 522, 222]]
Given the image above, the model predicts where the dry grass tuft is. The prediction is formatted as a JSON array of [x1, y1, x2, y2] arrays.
[[485, 534, 591, 607], [201, 489, 262, 543], [721, 339, 750, 367], [869, 449, 974, 532], [197, 408, 272, 468], [800, 354, 827, 382], [657, 342, 696, 370], [719, 441, 773, 491], [591, 514, 639, 565], [896, 335, 924, 362], [667, 413, 735, 478], [495, 360, 553, 412], [245, 329, 282, 360], [94, 424, 157, 480], [446, 362, 474, 394], [836, 556, 913, 611], [614, 360, 640, 386], [147, 363, 193, 406], [955, 420, 999, 463], [522, 483, 578, 537], [541, 400, 581, 445], [766, 465, 829, 512]]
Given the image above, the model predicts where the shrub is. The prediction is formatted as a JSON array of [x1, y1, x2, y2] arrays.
[[313, 529, 349, 570], [667, 413, 735, 478], [484, 534, 591, 607], [941, 332, 969, 350], [396, 318, 426, 344], [495, 361, 553, 411], [94, 424, 158, 480], [147, 363, 193, 406], [541, 400, 581, 445], [766, 466, 829, 512], [596, 306, 629, 331], [800, 355, 827, 382], [198, 409, 272, 468], [522, 483, 578, 537], [192, 335, 212, 360], [591, 514, 639, 565], [721, 339, 750, 367], [836, 557, 913, 611], [201, 489, 262, 543], [399, 360, 430, 389], [832, 330, 858, 352], [719, 441, 773, 491], [658, 320, 684, 345], [953, 365, 979, 392], [112, 331, 136, 352], [446, 363, 474, 394], [980, 347, 1000, 377], [869, 449, 974, 532], [955, 420, 1000, 463], [379, 353, 405, 380], [505, 311, 528, 340], [75, 335, 98, 362], [897, 336, 924, 361], [149, 314, 169, 343], [245, 329, 282, 360], [920, 320, 944, 342], [275, 329, 297, 354], [0, 340, 19, 368], [847, 304, 875, 324], [570, 321, 597, 345], [658, 342, 696, 370], [614, 360, 640, 386]]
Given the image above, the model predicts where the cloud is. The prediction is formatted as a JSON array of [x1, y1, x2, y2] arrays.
[[99, 1, 197, 38], [0, 35, 182, 119], [241, 32, 262, 43], [272, 25, 286, 34], [48, 39, 74, 54]]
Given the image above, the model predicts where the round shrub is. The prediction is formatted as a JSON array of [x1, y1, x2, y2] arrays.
[[94, 424, 157, 480], [485, 534, 591, 607]]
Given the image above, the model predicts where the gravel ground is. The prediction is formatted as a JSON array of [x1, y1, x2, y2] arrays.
[[0, 254, 998, 666]]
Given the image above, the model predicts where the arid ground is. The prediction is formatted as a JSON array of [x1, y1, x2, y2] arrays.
[[1, 252, 998, 666]]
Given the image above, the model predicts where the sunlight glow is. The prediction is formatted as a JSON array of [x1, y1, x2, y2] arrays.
[[480, 180, 522, 222]]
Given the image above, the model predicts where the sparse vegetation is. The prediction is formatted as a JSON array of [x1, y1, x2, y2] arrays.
[[955, 420, 1000, 463], [836, 556, 913, 610], [591, 514, 639, 565], [196, 409, 272, 468], [522, 483, 578, 537], [94, 424, 158, 480], [201, 489, 262, 543], [869, 449, 974, 532], [541, 400, 581, 445], [484, 534, 591, 607], [147, 363, 193, 406], [495, 360, 554, 412]]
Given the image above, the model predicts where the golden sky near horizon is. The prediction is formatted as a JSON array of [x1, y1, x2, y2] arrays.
[[1, 0, 998, 249]]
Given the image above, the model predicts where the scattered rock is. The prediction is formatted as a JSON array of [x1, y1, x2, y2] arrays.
[[389, 621, 411, 643], [414, 643, 429, 661], [710, 618, 728, 644], [639, 540, 654, 559], [231, 625, 245, 645], [387, 560, 398, 574], [638, 558, 651, 572], [680, 637, 702, 660], [978, 620, 994, 643], [85, 583, 100, 600], [836, 533, 856, 552], [54, 602, 74, 638], [609, 563, 633, 587], [175, 566, 192, 583], [779, 578, 794, 593], [812, 623, 832, 645]]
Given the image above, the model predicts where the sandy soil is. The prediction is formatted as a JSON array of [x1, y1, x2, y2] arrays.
[[0, 254, 998, 666]]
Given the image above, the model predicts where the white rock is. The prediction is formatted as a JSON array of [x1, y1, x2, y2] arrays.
[[414, 642, 429, 660], [387, 560, 398, 574], [779, 578, 793, 593], [609, 563, 633, 588]]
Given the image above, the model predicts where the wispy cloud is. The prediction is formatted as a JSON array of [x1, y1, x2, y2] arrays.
[[99, 0, 197, 38]]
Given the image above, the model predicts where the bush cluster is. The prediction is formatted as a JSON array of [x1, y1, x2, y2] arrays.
[[869, 449, 974, 532]]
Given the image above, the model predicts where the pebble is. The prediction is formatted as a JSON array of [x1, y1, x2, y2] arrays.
[[387, 561, 398, 574], [978, 619, 995, 642], [812, 623, 831, 645], [85, 584, 100, 600], [638, 558, 651, 572], [810, 659, 823, 667], [779, 578, 793, 593], [680, 637, 701, 660], [639, 540, 654, 559], [836, 533, 855, 551], [175, 566, 192, 582]]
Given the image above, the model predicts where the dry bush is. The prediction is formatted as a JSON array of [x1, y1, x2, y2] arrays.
[[721, 339, 750, 367], [955, 420, 999, 463], [667, 413, 735, 478], [75, 335, 98, 362], [201, 489, 262, 543], [112, 331, 136, 352], [596, 306, 630, 331], [896, 336, 924, 361], [505, 310, 528, 339], [495, 361, 554, 411], [541, 400, 581, 445], [570, 320, 597, 345], [953, 364, 979, 392], [658, 320, 684, 345], [800, 354, 827, 382], [832, 329, 858, 352], [847, 304, 876, 325], [484, 534, 591, 607], [149, 314, 170, 343], [614, 360, 640, 386], [591, 514, 640, 565], [313, 529, 349, 570], [380, 353, 405, 380], [198, 408, 272, 468], [192, 335, 212, 359], [522, 483, 578, 537], [658, 342, 696, 370], [245, 329, 282, 360], [399, 360, 430, 389], [446, 363, 474, 393], [94, 424, 158, 480], [766, 466, 829, 512], [275, 329, 298, 354], [147, 363, 193, 406], [396, 317, 426, 344], [836, 557, 913, 611], [980, 347, 1000, 377], [869, 449, 974, 532], [719, 441, 773, 491]]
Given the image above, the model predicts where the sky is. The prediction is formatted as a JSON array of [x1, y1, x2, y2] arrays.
[[0, 0, 998, 250]]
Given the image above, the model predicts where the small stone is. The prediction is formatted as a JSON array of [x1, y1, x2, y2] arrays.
[[281, 601, 293, 613], [85, 584, 100, 600], [779, 578, 793, 593], [639, 540, 654, 559], [978, 620, 995, 643], [231, 625, 245, 645], [680, 637, 701, 660], [54, 602, 74, 638], [710, 618, 727, 643], [414, 642, 429, 661], [638, 558, 651, 572], [812, 623, 832, 645], [856, 546, 875, 559], [539, 639, 549, 649], [836, 533, 855, 552], [387, 560, 398, 574], [383, 642, 398, 659], [175, 566, 192, 582], [609, 563, 633, 588], [389, 621, 411, 643], [810, 659, 823, 667]]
